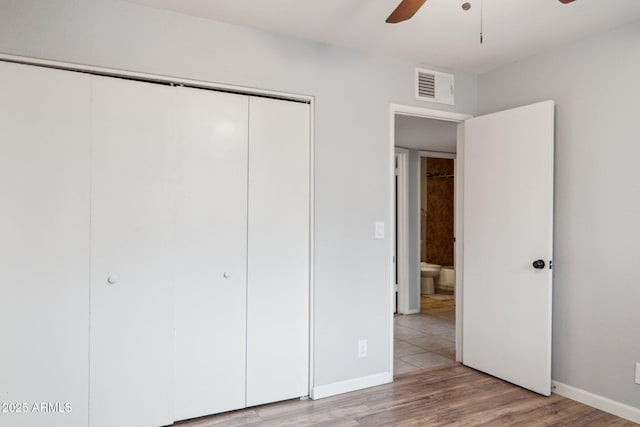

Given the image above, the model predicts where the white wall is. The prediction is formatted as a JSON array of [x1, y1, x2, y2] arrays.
[[0, 0, 477, 391], [478, 19, 640, 410]]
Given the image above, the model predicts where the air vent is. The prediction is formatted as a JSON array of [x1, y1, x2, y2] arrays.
[[415, 68, 455, 105], [417, 72, 435, 98]]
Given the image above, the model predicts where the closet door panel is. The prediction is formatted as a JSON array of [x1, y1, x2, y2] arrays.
[[173, 88, 249, 420], [246, 98, 310, 406], [0, 62, 90, 427], [89, 77, 175, 427]]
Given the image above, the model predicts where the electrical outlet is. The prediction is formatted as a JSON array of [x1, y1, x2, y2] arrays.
[[358, 339, 368, 358], [635, 362, 640, 385]]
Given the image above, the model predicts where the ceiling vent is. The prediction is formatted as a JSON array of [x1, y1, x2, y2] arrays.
[[415, 68, 455, 105]]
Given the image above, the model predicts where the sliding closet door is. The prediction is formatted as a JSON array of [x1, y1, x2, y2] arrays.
[[246, 98, 311, 406], [0, 62, 90, 427], [173, 88, 249, 420], [89, 77, 175, 427]]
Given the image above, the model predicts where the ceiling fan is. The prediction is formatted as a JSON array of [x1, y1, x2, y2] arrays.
[[386, 0, 577, 24]]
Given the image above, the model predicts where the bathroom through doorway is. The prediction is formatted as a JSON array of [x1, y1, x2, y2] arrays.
[[392, 106, 467, 377], [419, 152, 456, 298]]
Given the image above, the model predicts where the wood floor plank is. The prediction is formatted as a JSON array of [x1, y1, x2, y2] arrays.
[[178, 364, 638, 427]]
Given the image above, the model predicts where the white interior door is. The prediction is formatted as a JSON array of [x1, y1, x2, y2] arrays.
[[462, 100, 554, 396], [0, 62, 90, 427], [173, 87, 249, 420], [246, 97, 310, 406], [89, 76, 175, 427]]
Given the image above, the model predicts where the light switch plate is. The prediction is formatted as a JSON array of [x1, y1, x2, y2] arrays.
[[375, 222, 385, 239]]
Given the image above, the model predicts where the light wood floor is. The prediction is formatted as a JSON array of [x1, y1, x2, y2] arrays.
[[175, 364, 636, 426]]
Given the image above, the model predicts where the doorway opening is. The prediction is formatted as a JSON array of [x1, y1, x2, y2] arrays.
[[390, 105, 470, 377]]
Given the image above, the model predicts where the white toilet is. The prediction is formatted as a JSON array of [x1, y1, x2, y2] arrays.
[[420, 262, 441, 295]]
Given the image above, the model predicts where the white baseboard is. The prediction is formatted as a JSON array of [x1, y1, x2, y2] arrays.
[[311, 372, 392, 400], [400, 309, 420, 315], [552, 380, 640, 424]]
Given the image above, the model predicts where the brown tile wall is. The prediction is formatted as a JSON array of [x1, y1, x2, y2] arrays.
[[422, 157, 454, 266]]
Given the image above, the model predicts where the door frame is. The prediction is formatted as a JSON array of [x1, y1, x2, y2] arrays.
[[389, 104, 471, 373], [394, 148, 410, 314], [418, 150, 456, 290]]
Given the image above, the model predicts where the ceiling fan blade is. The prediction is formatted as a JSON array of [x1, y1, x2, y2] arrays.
[[559, 0, 576, 3], [386, 0, 428, 24]]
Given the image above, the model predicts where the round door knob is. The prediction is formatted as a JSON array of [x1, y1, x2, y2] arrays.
[[107, 275, 119, 285], [532, 260, 545, 270], [223, 272, 230, 279]]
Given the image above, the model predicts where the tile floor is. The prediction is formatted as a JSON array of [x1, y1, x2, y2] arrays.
[[393, 297, 456, 375]]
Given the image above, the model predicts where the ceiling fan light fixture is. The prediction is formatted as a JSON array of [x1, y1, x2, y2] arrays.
[[386, 0, 578, 25]]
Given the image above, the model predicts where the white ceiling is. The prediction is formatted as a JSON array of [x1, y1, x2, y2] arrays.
[[124, 0, 640, 73], [121, 0, 640, 152]]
